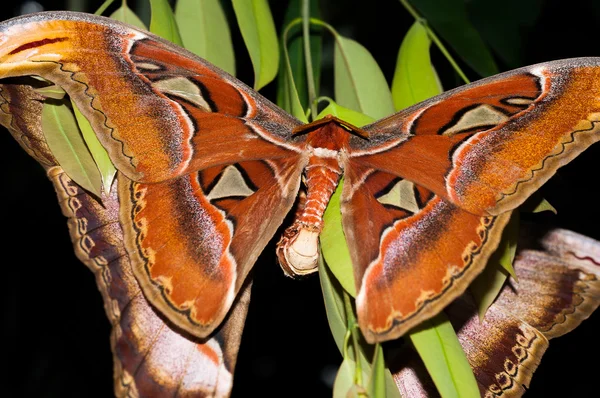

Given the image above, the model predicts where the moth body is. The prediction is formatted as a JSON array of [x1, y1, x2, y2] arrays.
[[277, 120, 350, 276]]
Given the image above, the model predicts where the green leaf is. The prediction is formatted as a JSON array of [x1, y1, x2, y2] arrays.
[[279, 21, 310, 122], [470, 264, 510, 322], [149, 0, 183, 46], [276, 0, 321, 112], [333, 358, 359, 398], [315, 100, 375, 127], [175, 0, 235, 75], [71, 100, 117, 195], [521, 194, 557, 214], [42, 101, 102, 197], [34, 85, 66, 100], [531, 198, 557, 214], [471, 211, 518, 320], [94, 0, 116, 15], [110, 1, 147, 29], [497, 211, 519, 279], [232, 0, 279, 90], [334, 35, 395, 119], [408, 0, 498, 77], [319, 259, 401, 398], [409, 313, 479, 398], [367, 344, 386, 398], [320, 179, 356, 297], [392, 21, 442, 111], [319, 255, 348, 353]]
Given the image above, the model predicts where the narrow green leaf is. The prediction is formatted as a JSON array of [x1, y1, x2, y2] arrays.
[[333, 358, 359, 398], [471, 264, 510, 322], [34, 85, 66, 100], [175, 0, 235, 75], [319, 255, 348, 353], [320, 100, 375, 295], [497, 211, 519, 279], [321, 179, 356, 297], [334, 35, 394, 119], [110, 2, 147, 30], [279, 20, 309, 122], [407, 0, 498, 77], [531, 198, 557, 214], [319, 259, 400, 398], [409, 313, 479, 398], [71, 100, 117, 195], [521, 194, 557, 214], [392, 21, 442, 111], [276, 0, 321, 111], [471, 211, 518, 319], [149, 0, 183, 46], [367, 344, 386, 398], [232, 0, 279, 90], [316, 100, 375, 127], [42, 101, 102, 197], [94, 0, 116, 15]]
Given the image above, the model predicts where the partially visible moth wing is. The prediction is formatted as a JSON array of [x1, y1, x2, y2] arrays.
[[119, 156, 303, 337], [0, 11, 304, 183], [0, 11, 308, 338], [389, 226, 600, 398], [0, 82, 250, 397], [352, 58, 600, 215], [340, 164, 510, 342]]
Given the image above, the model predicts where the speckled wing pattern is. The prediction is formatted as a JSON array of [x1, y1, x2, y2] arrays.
[[0, 82, 249, 397], [388, 225, 600, 397]]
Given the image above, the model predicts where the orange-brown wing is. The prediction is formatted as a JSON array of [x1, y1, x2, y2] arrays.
[[351, 58, 600, 215], [0, 82, 251, 397], [340, 165, 510, 342], [119, 157, 303, 337], [0, 11, 307, 338], [0, 11, 305, 183], [389, 226, 600, 397]]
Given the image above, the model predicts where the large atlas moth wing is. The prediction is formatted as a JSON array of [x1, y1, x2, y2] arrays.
[[350, 58, 600, 216], [340, 166, 510, 342], [0, 81, 251, 397], [388, 225, 600, 398], [0, 11, 307, 338], [0, 11, 305, 183]]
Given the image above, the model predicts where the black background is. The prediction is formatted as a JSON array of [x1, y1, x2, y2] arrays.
[[2, 1, 600, 397]]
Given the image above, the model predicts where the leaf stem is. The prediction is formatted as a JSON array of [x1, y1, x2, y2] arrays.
[[302, 0, 318, 119], [94, 0, 116, 15], [398, 0, 470, 84]]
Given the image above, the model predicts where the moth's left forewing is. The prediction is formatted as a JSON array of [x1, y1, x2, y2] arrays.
[[340, 162, 510, 342], [0, 12, 304, 183]]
